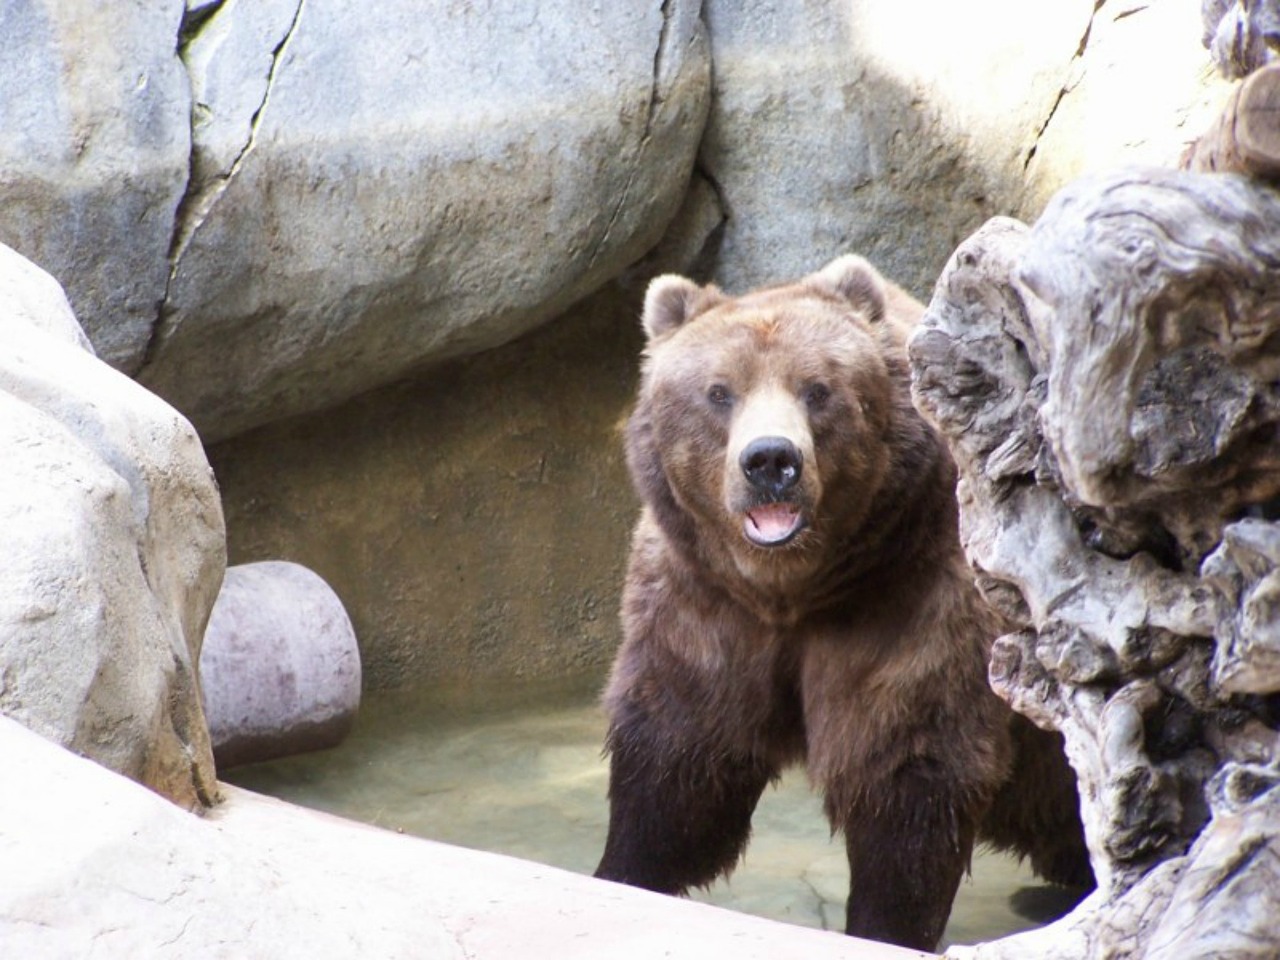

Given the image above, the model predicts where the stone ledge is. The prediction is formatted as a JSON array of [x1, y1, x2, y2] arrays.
[[0, 717, 931, 959]]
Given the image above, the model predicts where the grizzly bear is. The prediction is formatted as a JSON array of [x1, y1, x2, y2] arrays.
[[593, 256, 1092, 951]]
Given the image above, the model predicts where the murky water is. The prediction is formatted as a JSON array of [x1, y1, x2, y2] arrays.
[[223, 672, 1082, 950]]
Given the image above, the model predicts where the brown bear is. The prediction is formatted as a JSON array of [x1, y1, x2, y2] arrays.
[[593, 256, 1092, 951]]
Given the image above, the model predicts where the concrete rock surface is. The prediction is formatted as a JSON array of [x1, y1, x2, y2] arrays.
[[696, 0, 1228, 298], [0, 243, 224, 810], [1, 0, 710, 443], [697, 0, 1097, 296], [1018, 0, 1232, 217], [209, 284, 642, 691], [0, 0, 189, 370], [142, 0, 711, 441], [200, 561, 361, 769], [0, 716, 931, 960], [202, 2, 1239, 701], [1, 0, 1229, 443]]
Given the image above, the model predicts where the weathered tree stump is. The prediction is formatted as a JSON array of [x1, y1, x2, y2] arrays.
[[1183, 63, 1280, 178], [909, 169, 1280, 958]]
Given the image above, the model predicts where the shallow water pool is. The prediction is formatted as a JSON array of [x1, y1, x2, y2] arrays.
[[223, 672, 1082, 950]]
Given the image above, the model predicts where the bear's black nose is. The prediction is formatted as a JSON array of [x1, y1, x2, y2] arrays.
[[740, 436, 803, 495]]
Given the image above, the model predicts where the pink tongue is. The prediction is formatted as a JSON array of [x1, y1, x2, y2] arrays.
[[747, 503, 800, 541]]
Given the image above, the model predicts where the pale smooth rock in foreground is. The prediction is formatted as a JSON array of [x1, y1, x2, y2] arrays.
[[201, 561, 361, 769], [909, 170, 1280, 958], [0, 717, 931, 960], [0, 243, 94, 351], [0, 243, 224, 810]]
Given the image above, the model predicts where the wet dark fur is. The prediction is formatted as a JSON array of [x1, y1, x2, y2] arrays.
[[594, 258, 1092, 952]]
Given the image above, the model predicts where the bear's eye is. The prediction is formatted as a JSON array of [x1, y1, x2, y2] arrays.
[[804, 383, 831, 409], [707, 384, 733, 407]]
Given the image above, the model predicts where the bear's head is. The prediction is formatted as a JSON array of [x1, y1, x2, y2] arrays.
[[627, 256, 926, 590]]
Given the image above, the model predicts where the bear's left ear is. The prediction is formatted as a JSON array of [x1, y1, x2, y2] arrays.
[[641, 275, 725, 341], [805, 255, 887, 324]]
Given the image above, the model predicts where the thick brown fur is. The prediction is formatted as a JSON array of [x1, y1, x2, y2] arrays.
[[594, 256, 1092, 952]]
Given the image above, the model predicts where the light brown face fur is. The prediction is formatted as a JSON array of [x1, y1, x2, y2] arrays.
[[630, 257, 915, 588]]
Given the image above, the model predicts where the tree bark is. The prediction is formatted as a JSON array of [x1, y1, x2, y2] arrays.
[[1182, 63, 1280, 178], [909, 169, 1280, 958]]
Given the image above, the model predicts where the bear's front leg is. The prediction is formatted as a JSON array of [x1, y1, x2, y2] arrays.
[[836, 758, 981, 951], [594, 695, 779, 894]]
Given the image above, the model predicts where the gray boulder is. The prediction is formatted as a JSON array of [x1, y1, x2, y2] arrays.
[[0, 0, 189, 369], [1, 1, 710, 443], [139, 0, 711, 441], [697, 0, 1097, 295], [697, 0, 1230, 297]]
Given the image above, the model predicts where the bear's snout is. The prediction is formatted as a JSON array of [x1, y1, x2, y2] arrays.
[[739, 436, 803, 497]]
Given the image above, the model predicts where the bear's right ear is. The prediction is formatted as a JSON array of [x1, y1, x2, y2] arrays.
[[805, 255, 887, 324], [641, 275, 724, 341]]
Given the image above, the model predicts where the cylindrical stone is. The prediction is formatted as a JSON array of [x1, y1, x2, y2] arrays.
[[200, 561, 361, 770]]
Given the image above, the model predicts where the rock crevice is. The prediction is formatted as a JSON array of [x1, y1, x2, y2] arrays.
[[146, 0, 307, 371], [1023, 0, 1105, 171]]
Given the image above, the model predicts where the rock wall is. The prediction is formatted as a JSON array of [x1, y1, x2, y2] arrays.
[[696, 0, 1086, 295], [207, 283, 642, 690], [2, 0, 710, 443], [697, 0, 1227, 296], [2, 1, 1233, 694], [206, 1, 1230, 693], [1, 1, 1225, 428], [1016, 0, 1232, 218], [909, 169, 1280, 958]]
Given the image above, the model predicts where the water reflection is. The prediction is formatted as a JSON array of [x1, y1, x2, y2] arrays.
[[223, 673, 1082, 949]]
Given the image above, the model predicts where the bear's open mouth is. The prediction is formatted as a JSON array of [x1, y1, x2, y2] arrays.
[[744, 502, 805, 547]]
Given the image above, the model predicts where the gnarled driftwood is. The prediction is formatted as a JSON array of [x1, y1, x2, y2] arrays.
[[909, 168, 1280, 958]]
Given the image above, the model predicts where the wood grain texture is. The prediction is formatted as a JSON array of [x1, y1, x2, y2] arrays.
[[909, 170, 1280, 959], [1183, 63, 1280, 177]]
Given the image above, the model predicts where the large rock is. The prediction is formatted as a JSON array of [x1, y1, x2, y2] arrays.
[[908, 170, 1280, 958], [200, 561, 361, 769], [0, 243, 224, 810], [1019, 0, 1232, 216], [134, 0, 711, 441], [0, 0, 189, 369], [697, 0, 1229, 298], [696, 0, 1092, 295], [0, 716, 925, 960], [1, 0, 1230, 447], [0, 1, 709, 443]]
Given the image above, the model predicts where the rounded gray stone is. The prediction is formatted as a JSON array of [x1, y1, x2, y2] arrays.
[[201, 561, 361, 769]]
